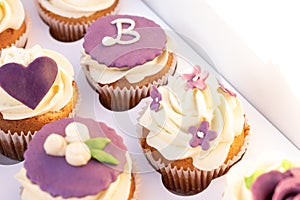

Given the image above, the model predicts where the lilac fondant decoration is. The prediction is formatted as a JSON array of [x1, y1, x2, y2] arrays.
[[24, 117, 127, 198], [83, 14, 167, 68], [251, 170, 291, 200], [251, 168, 300, 200], [0, 57, 58, 109], [272, 177, 300, 200]]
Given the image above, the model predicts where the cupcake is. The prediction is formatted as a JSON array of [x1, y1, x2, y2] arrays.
[[223, 152, 300, 200], [37, 0, 119, 42], [15, 117, 137, 200], [138, 65, 250, 195], [81, 14, 177, 111], [0, 45, 78, 160], [0, 0, 29, 50]]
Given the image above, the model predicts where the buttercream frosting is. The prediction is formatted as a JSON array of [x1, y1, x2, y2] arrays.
[[38, 0, 116, 18], [81, 49, 170, 84], [0, 45, 74, 120], [139, 73, 244, 170], [0, 0, 25, 32], [223, 152, 300, 200]]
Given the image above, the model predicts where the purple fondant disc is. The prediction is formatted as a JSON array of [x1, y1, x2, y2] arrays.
[[24, 117, 128, 198], [83, 14, 167, 68]]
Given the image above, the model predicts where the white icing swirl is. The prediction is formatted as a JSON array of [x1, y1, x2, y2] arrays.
[[223, 152, 300, 200], [0, 0, 25, 32], [139, 75, 244, 170], [38, 0, 116, 18], [80, 49, 170, 84], [15, 152, 134, 200], [0, 45, 74, 120]]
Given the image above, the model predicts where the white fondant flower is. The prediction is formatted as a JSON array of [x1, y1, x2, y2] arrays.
[[65, 142, 91, 166], [43, 133, 67, 156], [65, 122, 90, 143]]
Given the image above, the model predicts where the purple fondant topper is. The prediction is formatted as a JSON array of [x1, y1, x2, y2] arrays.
[[83, 14, 167, 68], [24, 117, 128, 198], [0, 57, 58, 110]]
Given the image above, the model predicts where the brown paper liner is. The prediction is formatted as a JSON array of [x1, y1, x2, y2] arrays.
[[0, 130, 35, 160], [137, 104, 250, 195], [37, 3, 118, 42], [83, 55, 177, 111]]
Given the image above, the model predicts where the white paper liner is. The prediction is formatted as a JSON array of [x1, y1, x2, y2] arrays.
[[142, 129, 250, 195], [0, 85, 80, 161], [37, 3, 118, 42], [131, 159, 141, 200], [0, 12, 31, 52], [136, 104, 250, 195], [68, 83, 81, 118], [83, 55, 177, 111], [0, 129, 35, 161]]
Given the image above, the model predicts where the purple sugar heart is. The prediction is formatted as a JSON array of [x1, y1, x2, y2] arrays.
[[0, 57, 58, 110]]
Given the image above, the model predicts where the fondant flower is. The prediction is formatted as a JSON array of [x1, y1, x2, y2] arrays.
[[188, 121, 217, 151], [150, 86, 162, 112], [44, 122, 119, 166], [182, 65, 209, 90], [217, 79, 237, 97]]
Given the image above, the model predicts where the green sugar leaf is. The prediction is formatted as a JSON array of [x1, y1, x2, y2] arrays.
[[281, 159, 293, 171], [90, 149, 119, 165], [84, 137, 111, 150], [244, 170, 264, 190]]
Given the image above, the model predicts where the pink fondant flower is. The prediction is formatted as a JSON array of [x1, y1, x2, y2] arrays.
[[150, 86, 162, 112], [217, 79, 237, 97], [182, 65, 209, 90], [188, 121, 217, 151]]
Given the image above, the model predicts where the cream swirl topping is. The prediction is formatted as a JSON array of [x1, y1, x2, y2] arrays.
[[81, 49, 170, 84], [15, 152, 133, 200], [0, 0, 25, 32], [38, 0, 115, 18], [0, 45, 74, 120], [139, 75, 244, 170]]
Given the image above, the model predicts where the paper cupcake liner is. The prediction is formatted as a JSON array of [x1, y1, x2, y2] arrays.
[[0, 12, 31, 52], [0, 89, 80, 161], [68, 85, 81, 118], [37, 3, 118, 42], [0, 129, 35, 161], [131, 159, 141, 200], [83, 55, 177, 111], [142, 131, 250, 195], [136, 105, 250, 195]]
